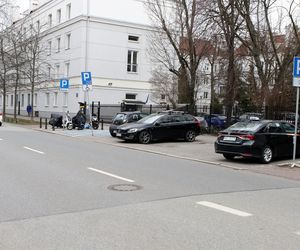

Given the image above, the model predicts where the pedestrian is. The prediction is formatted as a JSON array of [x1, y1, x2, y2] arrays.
[[26, 105, 32, 117]]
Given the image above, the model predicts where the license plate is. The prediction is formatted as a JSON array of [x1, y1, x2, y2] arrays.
[[116, 133, 121, 137], [223, 136, 236, 142]]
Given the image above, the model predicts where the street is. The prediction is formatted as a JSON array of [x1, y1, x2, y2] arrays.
[[0, 124, 300, 249]]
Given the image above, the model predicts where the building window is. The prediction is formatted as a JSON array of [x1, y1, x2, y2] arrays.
[[53, 92, 58, 106], [125, 93, 136, 100], [57, 9, 61, 24], [6, 95, 8, 106], [65, 62, 70, 77], [27, 94, 30, 105], [47, 40, 52, 55], [66, 4, 71, 20], [48, 66, 51, 79], [55, 64, 60, 79], [10, 95, 13, 106], [48, 14, 52, 28], [127, 50, 138, 73], [65, 34, 71, 49], [21, 94, 24, 107], [45, 93, 50, 106], [161, 94, 166, 100], [56, 37, 61, 52], [128, 35, 139, 42], [203, 92, 208, 99], [63, 92, 68, 107], [34, 93, 37, 107]]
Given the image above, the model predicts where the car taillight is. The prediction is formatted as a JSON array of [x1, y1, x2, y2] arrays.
[[238, 134, 255, 140], [195, 120, 201, 128]]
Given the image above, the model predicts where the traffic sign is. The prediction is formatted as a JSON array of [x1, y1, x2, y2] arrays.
[[293, 57, 300, 87], [60, 79, 69, 91], [81, 72, 92, 85]]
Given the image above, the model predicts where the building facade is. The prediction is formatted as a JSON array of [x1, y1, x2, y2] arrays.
[[1, 0, 154, 117]]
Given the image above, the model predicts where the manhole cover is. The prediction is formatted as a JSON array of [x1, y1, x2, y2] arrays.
[[107, 184, 143, 192]]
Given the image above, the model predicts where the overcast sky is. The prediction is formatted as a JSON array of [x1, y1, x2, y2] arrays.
[[15, 0, 29, 13]]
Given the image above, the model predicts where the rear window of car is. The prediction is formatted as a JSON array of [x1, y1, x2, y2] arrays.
[[184, 114, 195, 121], [227, 121, 263, 132]]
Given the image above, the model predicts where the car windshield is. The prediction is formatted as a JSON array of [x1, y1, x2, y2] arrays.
[[114, 113, 126, 120], [227, 121, 263, 132], [137, 114, 164, 124]]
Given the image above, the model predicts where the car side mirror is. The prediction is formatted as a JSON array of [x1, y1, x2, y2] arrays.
[[155, 122, 160, 127]]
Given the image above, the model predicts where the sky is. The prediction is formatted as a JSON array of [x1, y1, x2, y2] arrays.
[[15, 0, 29, 13]]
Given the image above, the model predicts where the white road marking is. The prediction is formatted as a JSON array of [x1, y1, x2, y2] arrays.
[[23, 146, 45, 155], [196, 201, 253, 217], [88, 167, 135, 183]]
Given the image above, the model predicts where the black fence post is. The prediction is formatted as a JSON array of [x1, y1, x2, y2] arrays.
[[18, 101, 20, 115], [45, 118, 48, 130], [92, 101, 94, 115], [40, 118, 42, 128], [166, 104, 170, 110], [150, 104, 152, 114], [101, 119, 104, 130], [98, 101, 101, 121], [84, 102, 87, 116]]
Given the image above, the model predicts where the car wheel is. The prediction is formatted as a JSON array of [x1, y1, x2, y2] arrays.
[[67, 123, 73, 130], [110, 131, 116, 137], [260, 146, 273, 163], [185, 130, 196, 142], [223, 153, 235, 160], [138, 130, 151, 144]]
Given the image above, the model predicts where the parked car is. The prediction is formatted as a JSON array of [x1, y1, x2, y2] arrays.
[[195, 116, 208, 133], [204, 114, 226, 129], [215, 120, 300, 163], [109, 111, 148, 137], [116, 112, 201, 144], [0, 112, 2, 126]]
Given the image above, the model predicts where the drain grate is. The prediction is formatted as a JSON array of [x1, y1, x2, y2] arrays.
[[107, 184, 143, 192]]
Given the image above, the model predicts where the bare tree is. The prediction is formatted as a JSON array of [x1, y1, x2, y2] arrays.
[[145, 0, 211, 114]]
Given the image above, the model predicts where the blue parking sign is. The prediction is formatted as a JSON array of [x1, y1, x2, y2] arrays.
[[293, 57, 300, 87], [81, 72, 92, 85], [60, 79, 69, 91]]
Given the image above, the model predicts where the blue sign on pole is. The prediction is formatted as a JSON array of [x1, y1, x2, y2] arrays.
[[60, 79, 69, 91], [81, 72, 92, 85], [293, 57, 300, 87]]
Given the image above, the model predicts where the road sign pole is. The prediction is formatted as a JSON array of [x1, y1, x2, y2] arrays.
[[293, 87, 299, 165]]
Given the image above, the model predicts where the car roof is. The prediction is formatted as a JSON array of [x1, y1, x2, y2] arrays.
[[116, 111, 141, 115]]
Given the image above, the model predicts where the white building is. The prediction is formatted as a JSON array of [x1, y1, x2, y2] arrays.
[[1, 0, 154, 117]]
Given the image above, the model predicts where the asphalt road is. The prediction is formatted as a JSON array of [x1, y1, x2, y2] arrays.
[[0, 124, 300, 249]]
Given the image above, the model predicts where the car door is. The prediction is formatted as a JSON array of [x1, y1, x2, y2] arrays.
[[169, 115, 186, 139], [151, 115, 172, 140], [265, 122, 289, 157]]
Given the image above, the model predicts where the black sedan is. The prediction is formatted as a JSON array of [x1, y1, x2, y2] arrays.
[[116, 112, 201, 144], [215, 120, 299, 163]]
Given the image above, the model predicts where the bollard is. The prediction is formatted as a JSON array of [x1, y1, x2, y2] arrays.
[[45, 118, 48, 130], [40, 118, 42, 128], [101, 119, 104, 130], [52, 125, 55, 131]]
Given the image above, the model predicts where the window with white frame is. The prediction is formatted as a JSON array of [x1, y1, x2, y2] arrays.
[[63, 92, 68, 107], [55, 64, 60, 79], [125, 93, 136, 100], [56, 37, 61, 52], [45, 93, 50, 106], [47, 40, 52, 55], [128, 35, 139, 42], [203, 92, 208, 99], [57, 9, 61, 24], [53, 92, 58, 106], [65, 62, 70, 77], [10, 95, 13, 106], [65, 33, 71, 49], [6, 95, 8, 106], [66, 4, 71, 20], [27, 94, 31, 105], [21, 94, 24, 107], [34, 93, 37, 107], [127, 50, 138, 73], [48, 14, 52, 28]]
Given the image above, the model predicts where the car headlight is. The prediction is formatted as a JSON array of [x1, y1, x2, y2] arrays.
[[128, 128, 138, 133]]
